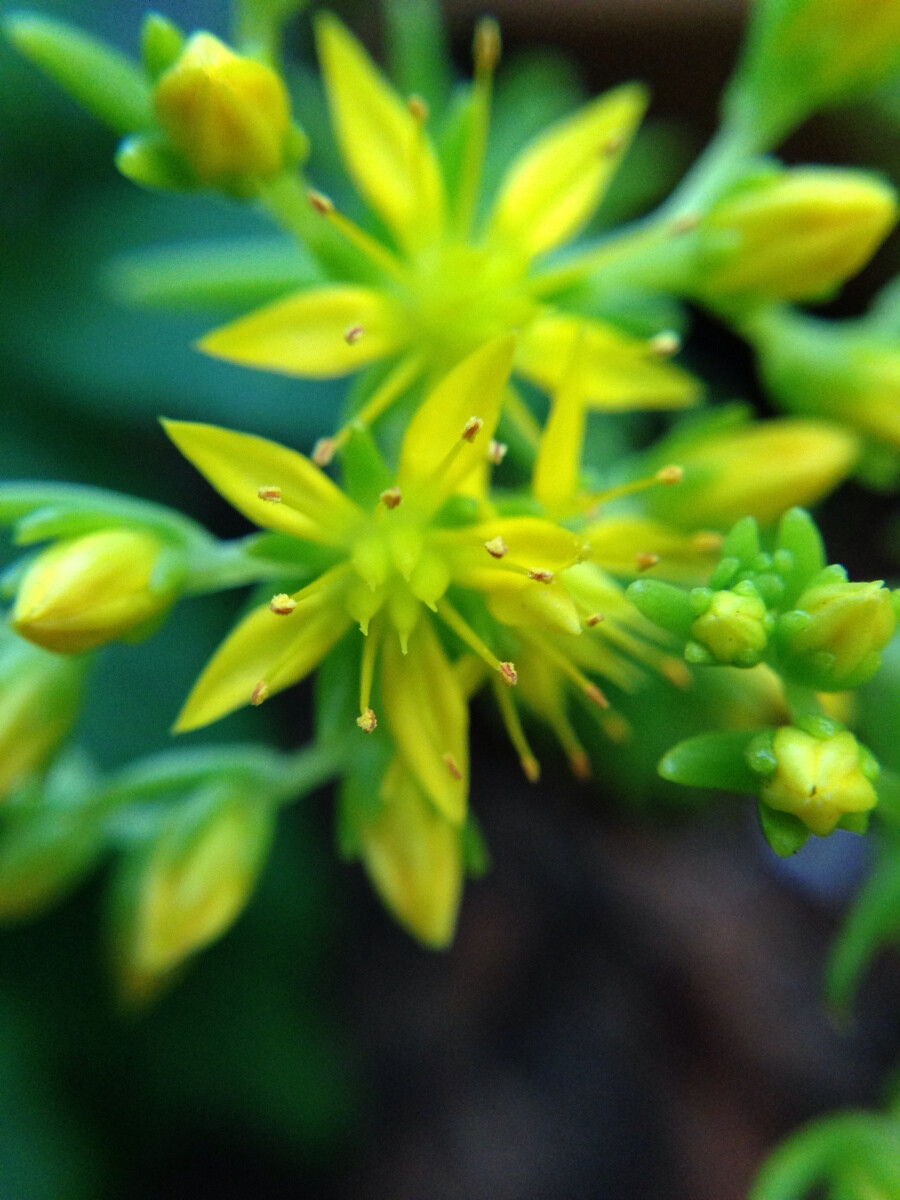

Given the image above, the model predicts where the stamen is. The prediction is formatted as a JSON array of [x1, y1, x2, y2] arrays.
[[407, 94, 429, 122], [484, 535, 508, 559], [584, 463, 684, 511], [443, 752, 462, 780], [258, 485, 282, 503], [662, 657, 692, 688], [602, 712, 632, 742], [312, 438, 336, 467], [380, 487, 402, 509], [455, 17, 501, 237], [308, 189, 408, 282], [528, 568, 554, 584], [269, 593, 297, 615], [586, 613, 604, 627], [326, 354, 424, 456], [492, 675, 540, 783], [670, 213, 700, 235], [488, 440, 508, 465], [544, 704, 591, 780], [251, 680, 269, 707], [635, 553, 659, 572], [656, 464, 684, 485], [531, 638, 609, 708], [649, 331, 681, 358], [693, 530, 724, 555], [474, 16, 501, 73], [600, 133, 625, 156], [356, 707, 378, 733], [436, 598, 515, 685], [462, 416, 484, 443], [358, 620, 382, 725], [344, 324, 366, 345]]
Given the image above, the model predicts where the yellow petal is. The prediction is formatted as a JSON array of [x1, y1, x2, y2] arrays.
[[175, 567, 352, 731], [315, 13, 445, 252], [518, 314, 700, 411], [163, 419, 363, 545], [441, 517, 586, 573], [586, 517, 722, 583], [381, 618, 468, 825], [489, 83, 648, 258], [358, 757, 463, 948], [533, 329, 588, 511], [463, 570, 582, 636], [199, 285, 406, 379], [397, 335, 515, 508]]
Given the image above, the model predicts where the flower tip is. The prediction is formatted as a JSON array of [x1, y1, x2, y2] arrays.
[[356, 707, 378, 733], [522, 754, 541, 783]]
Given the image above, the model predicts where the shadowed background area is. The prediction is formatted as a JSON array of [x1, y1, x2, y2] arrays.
[[0, 1, 898, 1197]]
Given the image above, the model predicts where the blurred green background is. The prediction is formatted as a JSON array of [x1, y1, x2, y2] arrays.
[[1, 2, 898, 1197]]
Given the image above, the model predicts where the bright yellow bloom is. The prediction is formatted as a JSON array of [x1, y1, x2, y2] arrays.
[[199, 13, 699, 456], [155, 31, 293, 188], [12, 528, 176, 654], [761, 726, 878, 837]]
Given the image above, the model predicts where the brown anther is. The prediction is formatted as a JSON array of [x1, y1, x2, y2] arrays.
[[379, 487, 402, 509], [251, 681, 269, 707], [586, 683, 610, 709], [308, 189, 335, 215], [269, 593, 297, 616], [528, 568, 554, 584], [649, 330, 681, 358], [499, 661, 518, 687], [655, 464, 684, 486], [586, 613, 605, 627], [570, 750, 592, 781], [635, 552, 659, 572], [603, 712, 632, 743], [661, 656, 692, 689], [344, 324, 366, 345], [356, 707, 378, 733], [257, 485, 282, 503], [522, 755, 541, 784], [693, 530, 724, 555], [474, 16, 501, 72], [484, 535, 508, 559], [670, 213, 700, 235], [312, 437, 336, 467], [407, 94, 429, 122], [488, 439, 508, 465], [600, 134, 625, 156], [462, 416, 484, 443], [443, 752, 463, 780]]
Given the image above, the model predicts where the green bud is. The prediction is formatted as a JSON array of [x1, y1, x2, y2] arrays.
[[625, 578, 696, 640], [776, 575, 897, 690], [12, 528, 181, 654], [140, 12, 185, 80], [0, 633, 83, 799], [116, 133, 197, 192], [687, 581, 772, 667]]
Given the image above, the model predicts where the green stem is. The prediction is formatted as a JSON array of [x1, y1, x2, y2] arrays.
[[782, 679, 826, 723], [185, 536, 301, 594], [664, 118, 761, 218], [273, 736, 352, 804]]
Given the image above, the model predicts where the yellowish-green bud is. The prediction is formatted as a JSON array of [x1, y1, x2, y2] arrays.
[[12, 528, 177, 654], [702, 169, 897, 300], [760, 726, 878, 837], [777, 577, 897, 690], [0, 637, 83, 799], [688, 583, 771, 666], [154, 32, 292, 189]]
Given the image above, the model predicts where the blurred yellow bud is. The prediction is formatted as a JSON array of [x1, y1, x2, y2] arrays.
[[357, 758, 464, 949], [702, 169, 897, 300], [154, 31, 292, 188], [760, 726, 878, 837], [0, 636, 83, 799], [689, 584, 771, 667], [12, 528, 177, 654], [646, 417, 858, 529]]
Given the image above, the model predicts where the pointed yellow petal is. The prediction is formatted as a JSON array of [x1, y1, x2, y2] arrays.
[[533, 328, 588, 510], [441, 517, 585, 574], [397, 336, 515, 507], [586, 517, 722, 583], [463, 570, 582, 636], [315, 13, 445, 252], [489, 83, 648, 259], [358, 757, 463, 948], [381, 618, 468, 826], [175, 569, 352, 731], [199, 285, 407, 378], [163, 420, 363, 545], [517, 315, 700, 411]]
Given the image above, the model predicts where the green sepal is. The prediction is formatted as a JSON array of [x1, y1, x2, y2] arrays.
[[658, 730, 759, 793], [140, 12, 185, 80], [721, 515, 761, 565], [758, 801, 810, 857], [826, 836, 900, 1013], [462, 814, 491, 879], [2, 10, 154, 135], [385, 0, 452, 117], [116, 133, 197, 192], [775, 507, 826, 605], [626, 578, 695, 640]]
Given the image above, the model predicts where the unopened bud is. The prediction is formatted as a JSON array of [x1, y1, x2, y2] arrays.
[[687, 583, 771, 667]]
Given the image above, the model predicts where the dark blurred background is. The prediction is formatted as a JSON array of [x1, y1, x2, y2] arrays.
[[1, 1, 899, 1197]]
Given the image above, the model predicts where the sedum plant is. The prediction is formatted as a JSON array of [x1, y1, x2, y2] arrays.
[[1, 0, 899, 1191]]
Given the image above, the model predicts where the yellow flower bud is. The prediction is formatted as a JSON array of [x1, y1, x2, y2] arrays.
[[779, 578, 897, 690], [154, 32, 291, 188], [12, 529, 176, 654], [0, 637, 83, 799], [761, 727, 878, 837], [357, 758, 464, 949], [702, 169, 897, 300], [689, 585, 771, 666]]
